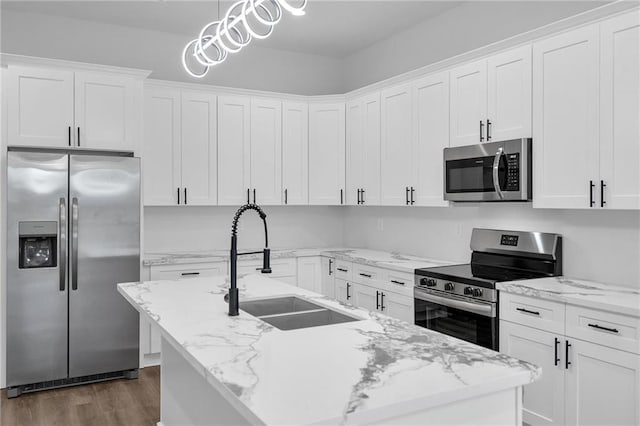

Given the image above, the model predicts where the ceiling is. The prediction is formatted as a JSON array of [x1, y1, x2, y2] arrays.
[[1, 1, 464, 57]]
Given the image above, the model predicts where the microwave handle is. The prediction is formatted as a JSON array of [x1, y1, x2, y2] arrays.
[[492, 147, 505, 200]]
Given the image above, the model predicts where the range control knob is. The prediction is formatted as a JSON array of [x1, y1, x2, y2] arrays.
[[444, 282, 455, 291], [464, 286, 474, 295], [473, 288, 483, 297], [427, 279, 437, 287], [419, 278, 429, 286]]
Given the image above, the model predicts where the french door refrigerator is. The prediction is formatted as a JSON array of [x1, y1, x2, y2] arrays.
[[6, 148, 140, 397]]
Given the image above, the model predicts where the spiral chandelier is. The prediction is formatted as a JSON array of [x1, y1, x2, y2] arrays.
[[182, 0, 308, 78]]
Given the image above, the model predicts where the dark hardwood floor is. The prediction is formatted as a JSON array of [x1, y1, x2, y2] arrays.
[[0, 367, 160, 426]]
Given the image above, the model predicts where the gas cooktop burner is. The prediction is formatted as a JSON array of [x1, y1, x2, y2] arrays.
[[415, 263, 550, 288]]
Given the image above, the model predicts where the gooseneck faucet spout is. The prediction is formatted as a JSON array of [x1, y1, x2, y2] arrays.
[[228, 203, 271, 316]]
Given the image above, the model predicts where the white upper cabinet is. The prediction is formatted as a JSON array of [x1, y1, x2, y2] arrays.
[[8, 65, 139, 151], [8, 66, 74, 148], [143, 87, 181, 206], [449, 59, 487, 147], [533, 25, 600, 209], [599, 11, 640, 210], [143, 86, 217, 206], [381, 84, 413, 206], [412, 71, 450, 207], [487, 46, 532, 141], [346, 93, 380, 206], [180, 91, 217, 206], [250, 98, 282, 205], [450, 46, 532, 147], [282, 102, 309, 205], [74, 72, 136, 151], [308, 102, 346, 205], [218, 95, 251, 205]]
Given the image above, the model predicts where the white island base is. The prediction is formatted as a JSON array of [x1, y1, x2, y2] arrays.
[[160, 336, 523, 426]]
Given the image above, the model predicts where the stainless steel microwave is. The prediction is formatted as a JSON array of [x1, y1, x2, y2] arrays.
[[443, 138, 532, 202]]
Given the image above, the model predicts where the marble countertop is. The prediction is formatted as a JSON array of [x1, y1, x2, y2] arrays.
[[119, 274, 539, 425], [143, 247, 453, 274], [497, 276, 640, 317]]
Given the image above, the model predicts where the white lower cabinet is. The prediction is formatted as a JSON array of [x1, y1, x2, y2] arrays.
[[382, 291, 414, 323], [335, 279, 353, 305], [296, 257, 322, 293], [500, 293, 640, 426], [320, 257, 336, 299], [237, 258, 296, 286]]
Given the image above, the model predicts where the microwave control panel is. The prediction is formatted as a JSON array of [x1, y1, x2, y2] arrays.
[[505, 153, 520, 191]]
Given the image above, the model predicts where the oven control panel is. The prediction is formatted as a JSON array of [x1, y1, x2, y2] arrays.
[[416, 276, 497, 303]]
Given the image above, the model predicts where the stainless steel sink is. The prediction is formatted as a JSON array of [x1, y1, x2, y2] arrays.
[[240, 296, 361, 331], [240, 296, 325, 317]]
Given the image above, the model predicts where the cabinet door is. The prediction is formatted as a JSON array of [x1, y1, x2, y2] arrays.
[[346, 99, 364, 206], [251, 98, 282, 205], [487, 45, 532, 141], [381, 291, 413, 322], [218, 95, 251, 205], [361, 93, 381, 206], [335, 279, 352, 305], [321, 257, 336, 299], [143, 86, 181, 206], [308, 103, 346, 205], [380, 84, 413, 205], [565, 339, 640, 426], [533, 25, 599, 209], [282, 102, 309, 205], [500, 321, 565, 426], [600, 11, 640, 210], [412, 72, 449, 207], [7, 65, 74, 147], [181, 91, 217, 206], [352, 283, 378, 313], [74, 72, 136, 151], [296, 257, 322, 293], [449, 59, 487, 147]]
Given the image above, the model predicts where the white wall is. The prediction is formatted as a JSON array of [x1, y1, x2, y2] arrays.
[[342, 1, 608, 91], [343, 205, 640, 288], [0, 9, 345, 96], [144, 206, 346, 252]]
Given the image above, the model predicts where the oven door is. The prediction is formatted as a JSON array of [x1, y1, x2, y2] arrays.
[[414, 289, 498, 350], [443, 138, 531, 202]]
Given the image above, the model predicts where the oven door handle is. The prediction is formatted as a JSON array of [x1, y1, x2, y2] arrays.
[[414, 290, 496, 318], [492, 147, 505, 200]]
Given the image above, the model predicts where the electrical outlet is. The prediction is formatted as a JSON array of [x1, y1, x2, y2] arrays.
[[377, 218, 384, 231]]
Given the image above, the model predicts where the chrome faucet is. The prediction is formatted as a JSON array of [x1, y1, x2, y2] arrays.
[[227, 203, 271, 316]]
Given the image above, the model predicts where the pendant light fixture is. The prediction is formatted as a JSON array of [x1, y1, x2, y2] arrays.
[[182, 0, 307, 78]]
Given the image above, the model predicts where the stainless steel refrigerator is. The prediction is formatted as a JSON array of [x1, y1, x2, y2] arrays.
[[6, 148, 140, 397]]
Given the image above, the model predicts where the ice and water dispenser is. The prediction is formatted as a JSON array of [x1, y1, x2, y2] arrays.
[[18, 221, 57, 269]]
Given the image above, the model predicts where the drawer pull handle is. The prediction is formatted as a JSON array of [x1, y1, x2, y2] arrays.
[[516, 307, 540, 316], [390, 280, 405, 286], [359, 273, 372, 278], [181, 272, 200, 276], [565, 340, 571, 370], [337, 268, 348, 272], [588, 323, 619, 333], [554, 337, 560, 366]]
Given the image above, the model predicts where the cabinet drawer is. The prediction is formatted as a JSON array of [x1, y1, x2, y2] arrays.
[[500, 293, 565, 335], [566, 305, 640, 354], [150, 262, 227, 280], [237, 258, 296, 277], [382, 270, 414, 297], [334, 260, 352, 280], [352, 264, 382, 285]]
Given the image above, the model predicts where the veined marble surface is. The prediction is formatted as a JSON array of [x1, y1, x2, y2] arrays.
[[497, 277, 640, 317], [119, 275, 538, 425], [143, 247, 452, 274]]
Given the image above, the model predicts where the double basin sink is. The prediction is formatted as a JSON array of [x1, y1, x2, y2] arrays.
[[240, 296, 360, 331]]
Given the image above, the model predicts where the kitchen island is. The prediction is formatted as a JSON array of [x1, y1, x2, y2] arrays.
[[118, 274, 539, 425]]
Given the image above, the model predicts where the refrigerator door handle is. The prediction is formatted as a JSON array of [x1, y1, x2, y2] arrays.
[[71, 197, 79, 291], [59, 198, 67, 291]]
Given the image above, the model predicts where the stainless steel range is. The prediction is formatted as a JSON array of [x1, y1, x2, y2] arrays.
[[414, 228, 562, 350]]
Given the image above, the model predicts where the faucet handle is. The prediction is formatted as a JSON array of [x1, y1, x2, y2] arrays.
[[261, 248, 272, 274]]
